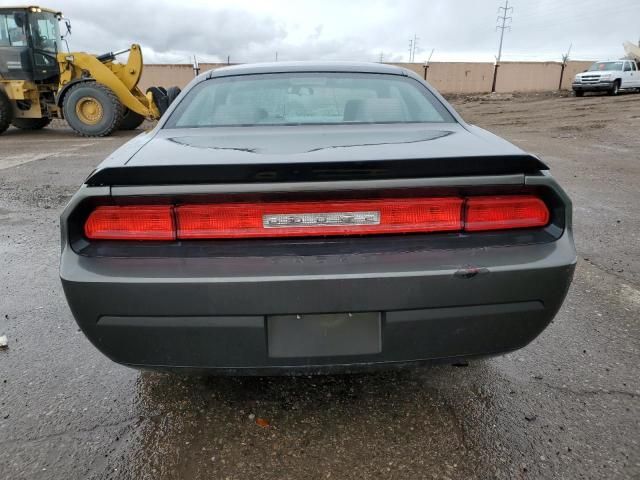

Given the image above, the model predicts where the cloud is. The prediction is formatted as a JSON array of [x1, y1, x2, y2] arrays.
[[19, 0, 640, 63], [59, 0, 286, 63]]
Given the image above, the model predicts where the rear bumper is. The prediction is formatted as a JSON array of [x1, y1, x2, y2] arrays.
[[61, 232, 576, 374]]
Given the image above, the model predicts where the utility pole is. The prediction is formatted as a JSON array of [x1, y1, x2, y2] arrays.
[[558, 43, 572, 90], [423, 48, 434, 80], [379, 51, 384, 63], [192, 55, 200, 77], [495, 0, 512, 65], [412, 34, 419, 62], [492, 0, 512, 92], [408, 34, 419, 62]]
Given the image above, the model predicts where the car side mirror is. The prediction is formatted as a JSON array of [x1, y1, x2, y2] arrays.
[[65, 19, 72, 36]]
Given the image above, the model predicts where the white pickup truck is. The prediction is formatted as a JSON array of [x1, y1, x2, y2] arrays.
[[572, 59, 640, 96]]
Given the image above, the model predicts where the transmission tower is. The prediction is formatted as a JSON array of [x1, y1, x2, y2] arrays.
[[495, 0, 513, 64], [492, 0, 513, 92], [408, 34, 419, 62]]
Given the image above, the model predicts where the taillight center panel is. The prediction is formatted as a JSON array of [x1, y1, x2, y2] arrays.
[[66, 183, 567, 258]]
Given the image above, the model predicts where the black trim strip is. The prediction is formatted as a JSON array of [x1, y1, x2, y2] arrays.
[[86, 155, 548, 186]]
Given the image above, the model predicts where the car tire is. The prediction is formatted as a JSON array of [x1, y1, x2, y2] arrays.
[[0, 89, 13, 135], [11, 117, 52, 130], [62, 82, 123, 137], [608, 81, 620, 96], [119, 108, 145, 130], [574, 90, 584, 97]]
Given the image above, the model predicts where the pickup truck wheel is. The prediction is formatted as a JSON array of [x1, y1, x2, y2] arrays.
[[574, 90, 584, 97], [608, 81, 620, 96], [63, 82, 123, 137], [0, 89, 12, 134], [11, 117, 52, 130]]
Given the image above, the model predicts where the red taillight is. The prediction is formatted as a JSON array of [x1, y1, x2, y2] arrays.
[[84, 206, 175, 240], [83, 195, 550, 241], [464, 195, 549, 232], [176, 198, 464, 239]]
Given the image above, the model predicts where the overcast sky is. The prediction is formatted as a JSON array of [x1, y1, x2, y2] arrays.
[[6, 0, 638, 63]]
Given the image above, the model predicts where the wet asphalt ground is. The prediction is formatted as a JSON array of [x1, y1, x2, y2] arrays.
[[0, 93, 638, 479]]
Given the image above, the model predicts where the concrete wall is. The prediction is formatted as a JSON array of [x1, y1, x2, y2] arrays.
[[397, 62, 495, 93], [139, 60, 595, 95], [494, 61, 593, 92], [559, 61, 593, 90], [139, 64, 230, 92]]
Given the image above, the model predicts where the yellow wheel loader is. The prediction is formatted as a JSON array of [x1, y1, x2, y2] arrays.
[[0, 6, 179, 137]]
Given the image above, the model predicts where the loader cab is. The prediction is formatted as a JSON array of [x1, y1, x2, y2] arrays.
[[0, 6, 62, 82]]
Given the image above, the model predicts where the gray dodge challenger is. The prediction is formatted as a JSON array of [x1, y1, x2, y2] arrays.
[[60, 62, 576, 374]]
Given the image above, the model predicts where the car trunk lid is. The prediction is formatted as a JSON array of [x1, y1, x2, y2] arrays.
[[85, 124, 548, 186]]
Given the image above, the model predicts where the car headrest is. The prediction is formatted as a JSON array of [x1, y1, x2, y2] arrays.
[[211, 104, 264, 125], [343, 98, 408, 123]]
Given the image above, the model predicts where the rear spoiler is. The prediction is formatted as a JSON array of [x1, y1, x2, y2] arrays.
[[85, 155, 548, 187]]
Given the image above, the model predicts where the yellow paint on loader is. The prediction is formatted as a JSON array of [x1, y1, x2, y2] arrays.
[[57, 44, 160, 119]]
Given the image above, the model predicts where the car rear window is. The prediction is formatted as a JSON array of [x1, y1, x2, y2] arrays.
[[164, 72, 455, 128]]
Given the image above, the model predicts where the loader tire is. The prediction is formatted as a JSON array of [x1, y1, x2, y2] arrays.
[[0, 89, 12, 135], [63, 82, 123, 137], [119, 108, 145, 130], [166, 86, 181, 105], [11, 117, 52, 130], [147, 86, 169, 117]]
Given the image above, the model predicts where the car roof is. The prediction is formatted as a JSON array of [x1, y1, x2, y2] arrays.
[[207, 61, 414, 79]]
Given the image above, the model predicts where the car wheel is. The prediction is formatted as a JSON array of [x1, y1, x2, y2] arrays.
[[63, 82, 123, 137], [574, 90, 584, 97], [119, 108, 145, 130], [11, 117, 52, 130], [0, 89, 13, 134], [608, 81, 620, 96]]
